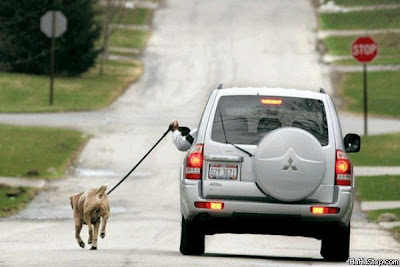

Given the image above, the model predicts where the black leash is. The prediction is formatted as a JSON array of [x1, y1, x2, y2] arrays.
[[107, 128, 170, 195]]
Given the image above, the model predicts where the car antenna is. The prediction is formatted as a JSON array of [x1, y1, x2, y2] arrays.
[[217, 107, 253, 157], [217, 83, 223, 89], [320, 88, 326, 94]]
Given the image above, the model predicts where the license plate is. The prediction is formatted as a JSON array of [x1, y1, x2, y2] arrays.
[[208, 164, 238, 180]]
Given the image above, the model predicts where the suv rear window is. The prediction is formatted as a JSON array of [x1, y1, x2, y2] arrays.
[[211, 95, 328, 146]]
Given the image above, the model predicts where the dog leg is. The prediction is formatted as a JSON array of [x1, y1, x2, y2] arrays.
[[74, 219, 85, 248], [91, 219, 101, 250], [100, 213, 109, 239], [84, 216, 95, 250], [88, 224, 93, 245]]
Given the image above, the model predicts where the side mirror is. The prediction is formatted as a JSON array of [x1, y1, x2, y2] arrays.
[[344, 134, 361, 153]]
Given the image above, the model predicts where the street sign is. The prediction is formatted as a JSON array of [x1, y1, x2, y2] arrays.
[[351, 36, 379, 136], [40, 11, 67, 38], [40, 10, 68, 105], [351, 36, 378, 63]]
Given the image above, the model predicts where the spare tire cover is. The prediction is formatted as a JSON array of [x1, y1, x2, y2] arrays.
[[253, 127, 326, 202]]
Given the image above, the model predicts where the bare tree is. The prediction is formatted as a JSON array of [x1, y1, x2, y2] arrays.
[[98, 0, 127, 75]]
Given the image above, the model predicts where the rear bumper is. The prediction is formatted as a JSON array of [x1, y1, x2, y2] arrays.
[[180, 179, 353, 238]]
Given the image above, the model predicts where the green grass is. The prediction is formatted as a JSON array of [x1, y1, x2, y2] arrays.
[[338, 71, 400, 118], [333, 0, 400, 6], [348, 133, 400, 166], [356, 176, 400, 201], [0, 124, 87, 179], [357, 177, 400, 242], [109, 50, 139, 57], [98, 7, 152, 25], [112, 8, 152, 25], [0, 186, 37, 217], [0, 60, 143, 112], [367, 208, 400, 222], [101, 59, 138, 67], [109, 29, 149, 49], [0, 6, 149, 113], [320, 9, 400, 30], [324, 33, 400, 56]]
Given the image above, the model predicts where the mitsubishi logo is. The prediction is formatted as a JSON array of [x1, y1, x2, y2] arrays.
[[283, 157, 297, 171]]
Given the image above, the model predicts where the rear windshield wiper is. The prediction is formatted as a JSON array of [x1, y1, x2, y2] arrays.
[[218, 108, 253, 157], [227, 142, 253, 157]]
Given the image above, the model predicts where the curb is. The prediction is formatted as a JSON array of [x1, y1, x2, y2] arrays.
[[354, 167, 400, 177], [379, 221, 400, 229], [317, 28, 400, 38], [361, 201, 400, 211], [0, 177, 47, 189]]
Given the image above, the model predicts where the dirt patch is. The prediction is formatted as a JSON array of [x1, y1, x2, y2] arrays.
[[0, 185, 39, 217], [310, 0, 321, 9], [330, 70, 346, 107]]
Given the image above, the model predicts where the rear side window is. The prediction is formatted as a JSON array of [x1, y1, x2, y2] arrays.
[[211, 95, 329, 146]]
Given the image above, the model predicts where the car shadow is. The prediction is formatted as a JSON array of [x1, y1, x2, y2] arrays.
[[203, 252, 326, 263], [93, 248, 327, 263]]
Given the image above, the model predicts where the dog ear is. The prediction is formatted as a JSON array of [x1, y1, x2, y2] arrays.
[[69, 193, 82, 209], [97, 183, 108, 195], [69, 196, 74, 209]]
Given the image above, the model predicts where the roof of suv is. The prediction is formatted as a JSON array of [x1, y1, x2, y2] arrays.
[[217, 87, 327, 100]]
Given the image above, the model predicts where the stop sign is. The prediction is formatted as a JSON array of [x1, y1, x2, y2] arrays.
[[351, 36, 378, 63], [40, 11, 67, 38]]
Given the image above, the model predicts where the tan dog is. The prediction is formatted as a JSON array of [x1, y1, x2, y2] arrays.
[[70, 184, 110, 250]]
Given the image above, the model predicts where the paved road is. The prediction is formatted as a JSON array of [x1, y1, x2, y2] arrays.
[[0, 1, 399, 266]]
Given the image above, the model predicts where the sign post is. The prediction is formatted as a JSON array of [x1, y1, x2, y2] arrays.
[[40, 10, 67, 105], [351, 36, 378, 136]]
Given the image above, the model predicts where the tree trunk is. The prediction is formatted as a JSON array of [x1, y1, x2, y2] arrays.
[[99, 0, 113, 75]]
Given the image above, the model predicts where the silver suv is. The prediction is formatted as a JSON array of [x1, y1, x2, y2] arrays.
[[179, 86, 360, 262]]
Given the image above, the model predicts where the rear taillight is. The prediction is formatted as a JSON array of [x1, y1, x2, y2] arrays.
[[194, 201, 224, 210], [311, 206, 340, 214], [185, 144, 204, 179], [335, 150, 352, 186]]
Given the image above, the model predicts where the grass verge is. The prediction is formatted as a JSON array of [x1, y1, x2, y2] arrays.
[[97, 6, 152, 25], [0, 4, 150, 113], [356, 176, 400, 201], [0, 60, 142, 112], [348, 133, 400, 166], [320, 9, 400, 30], [338, 71, 400, 118], [356, 176, 400, 242], [108, 50, 139, 57], [110, 29, 150, 50], [112, 8, 152, 25], [333, 0, 400, 6], [0, 185, 37, 217], [324, 33, 400, 57], [0, 124, 87, 179], [367, 208, 400, 222], [367, 209, 400, 242]]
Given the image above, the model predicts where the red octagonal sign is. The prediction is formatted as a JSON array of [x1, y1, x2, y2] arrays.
[[351, 36, 378, 63]]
